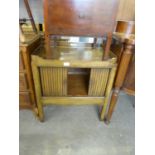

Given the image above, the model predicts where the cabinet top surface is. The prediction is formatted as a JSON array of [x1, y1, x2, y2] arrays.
[[33, 43, 116, 62]]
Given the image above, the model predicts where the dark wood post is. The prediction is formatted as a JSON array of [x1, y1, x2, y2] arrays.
[[24, 0, 38, 34], [103, 33, 113, 60], [45, 34, 52, 58], [104, 39, 135, 124]]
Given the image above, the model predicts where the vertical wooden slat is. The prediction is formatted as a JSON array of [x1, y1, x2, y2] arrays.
[[46, 68, 50, 95], [52, 68, 55, 95], [88, 69, 94, 95], [103, 33, 112, 60], [59, 68, 62, 96], [49, 68, 52, 95], [40, 68, 45, 96], [62, 68, 67, 96], [100, 69, 110, 96], [95, 69, 102, 95]]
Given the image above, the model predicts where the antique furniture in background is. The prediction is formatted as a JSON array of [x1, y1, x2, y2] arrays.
[[20, 0, 38, 35], [19, 35, 41, 113], [19, 0, 41, 116], [105, 20, 135, 123], [32, 0, 119, 122], [112, 21, 135, 95]]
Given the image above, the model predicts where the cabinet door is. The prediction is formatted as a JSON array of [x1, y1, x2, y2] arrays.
[[40, 67, 67, 96], [88, 68, 110, 96]]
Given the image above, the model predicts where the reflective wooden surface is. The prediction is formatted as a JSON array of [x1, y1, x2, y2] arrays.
[[44, 0, 119, 36], [34, 37, 117, 62]]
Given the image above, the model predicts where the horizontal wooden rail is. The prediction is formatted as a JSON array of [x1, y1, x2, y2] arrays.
[[42, 97, 105, 105], [32, 55, 117, 68]]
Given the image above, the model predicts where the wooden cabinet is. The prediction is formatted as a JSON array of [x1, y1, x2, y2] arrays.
[[31, 0, 119, 122], [19, 34, 41, 112], [31, 39, 117, 122]]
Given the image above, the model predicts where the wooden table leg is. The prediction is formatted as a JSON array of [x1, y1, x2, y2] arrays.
[[105, 39, 135, 124]]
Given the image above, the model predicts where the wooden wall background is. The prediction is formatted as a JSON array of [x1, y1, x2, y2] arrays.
[[117, 0, 135, 21]]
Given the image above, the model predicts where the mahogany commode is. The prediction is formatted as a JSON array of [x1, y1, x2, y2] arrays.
[[32, 0, 119, 122]]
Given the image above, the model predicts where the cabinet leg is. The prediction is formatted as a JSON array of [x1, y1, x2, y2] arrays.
[[100, 67, 117, 122], [38, 113, 44, 122], [104, 89, 120, 124], [100, 97, 109, 121]]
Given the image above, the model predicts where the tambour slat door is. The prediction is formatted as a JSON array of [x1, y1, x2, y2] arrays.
[[88, 68, 110, 96], [39, 67, 67, 96]]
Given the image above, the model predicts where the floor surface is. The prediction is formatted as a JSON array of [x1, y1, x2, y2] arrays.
[[19, 92, 135, 155]]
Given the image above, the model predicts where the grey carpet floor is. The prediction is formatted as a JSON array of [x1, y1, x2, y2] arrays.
[[19, 92, 135, 155]]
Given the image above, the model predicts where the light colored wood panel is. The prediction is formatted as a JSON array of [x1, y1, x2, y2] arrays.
[[32, 55, 117, 68], [32, 61, 44, 121], [40, 67, 67, 96], [117, 0, 135, 21], [42, 97, 104, 105], [89, 68, 109, 96], [100, 67, 117, 120]]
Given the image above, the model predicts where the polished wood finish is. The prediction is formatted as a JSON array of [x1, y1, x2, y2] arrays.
[[116, 21, 135, 95], [115, 21, 135, 34], [105, 20, 135, 123], [103, 33, 113, 60], [105, 39, 135, 124], [112, 21, 135, 95], [122, 54, 135, 95], [44, 0, 119, 59], [32, 46, 117, 121], [32, 44, 117, 66], [44, 0, 119, 37], [32, 55, 116, 121], [19, 34, 41, 114], [32, 0, 119, 122]]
